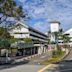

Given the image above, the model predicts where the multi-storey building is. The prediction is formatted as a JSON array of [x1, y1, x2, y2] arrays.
[[49, 21, 60, 43], [9, 21, 48, 44], [8, 21, 48, 57], [64, 28, 72, 46]]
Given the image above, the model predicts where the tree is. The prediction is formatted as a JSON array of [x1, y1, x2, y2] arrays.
[[0, 0, 26, 25], [0, 39, 10, 48], [62, 34, 70, 48], [62, 34, 70, 43], [0, 27, 11, 56], [0, 27, 11, 39], [23, 38, 32, 43], [53, 28, 63, 44], [52, 31, 62, 55], [0, 27, 11, 47], [53, 32, 59, 44]]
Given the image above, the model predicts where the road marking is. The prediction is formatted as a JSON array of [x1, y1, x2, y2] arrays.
[[37, 64, 58, 72], [37, 64, 53, 72]]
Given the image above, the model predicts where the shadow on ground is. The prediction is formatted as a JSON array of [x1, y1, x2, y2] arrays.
[[46, 60, 72, 72], [0, 59, 29, 70]]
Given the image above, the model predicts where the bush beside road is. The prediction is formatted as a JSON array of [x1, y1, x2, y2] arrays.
[[38, 48, 70, 72], [40, 51, 64, 65], [40, 48, 69, 65]]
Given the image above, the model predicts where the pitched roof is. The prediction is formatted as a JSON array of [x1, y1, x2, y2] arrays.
[[8, 21, 47, 37], [64, 28, 72, 34]]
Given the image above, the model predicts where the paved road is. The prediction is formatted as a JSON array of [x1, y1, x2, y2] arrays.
[[0, 64, 45, 72], [45, 49, 72, 72], [28, 52, 52, 65], [0, 52, 52, 72]]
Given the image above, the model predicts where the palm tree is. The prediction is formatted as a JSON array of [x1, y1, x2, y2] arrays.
[[53, 32, 59, 44], [52, 30, 63, 52], [62, 34, 70, 48]]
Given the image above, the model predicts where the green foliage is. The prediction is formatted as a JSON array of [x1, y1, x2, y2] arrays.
[[0, 27, 11, 48], [23, 38, 32, 43], [0, 27, 11, 39], [52, 50, 63, 58], [10, 38, 18, 43], [0, 0, 25, 25], [10, 38, 32, 43], [0, 0, 23, 17], [62, 34, 70, 43], [41, 51, 64, 65], [0, 39, 10, 48]]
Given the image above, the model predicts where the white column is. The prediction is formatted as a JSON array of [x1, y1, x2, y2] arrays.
[[38, 44, 44, 54]]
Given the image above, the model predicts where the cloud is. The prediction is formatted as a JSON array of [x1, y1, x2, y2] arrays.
[[33, 21, 49, 33], [18, 0, 26, 3], [17, 0, 72, 32]]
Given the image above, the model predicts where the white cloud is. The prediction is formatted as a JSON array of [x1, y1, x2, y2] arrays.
[[34, 7, 45, 14], [33, 21, 49, 33], [18, 0, 26, 2], [19, 0, 72, 32]]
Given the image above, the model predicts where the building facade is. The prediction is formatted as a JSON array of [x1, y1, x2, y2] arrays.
[[9, 21, 48, 44], [49, 21, 60, 43], [64, 28, 72, 46], [8, 21, 48, 57]]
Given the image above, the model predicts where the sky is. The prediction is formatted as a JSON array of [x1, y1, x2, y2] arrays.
[[16, 0, 72, 33]]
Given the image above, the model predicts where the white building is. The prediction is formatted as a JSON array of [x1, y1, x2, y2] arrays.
[[50, 21, 60, 33], [50, 21, 60, 43], [9, 21, 48, 43], [8, 21, 48, 55], [64, 28, 72, 45]]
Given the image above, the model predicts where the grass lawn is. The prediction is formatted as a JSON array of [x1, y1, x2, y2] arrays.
[[40, 51, 65, 65]]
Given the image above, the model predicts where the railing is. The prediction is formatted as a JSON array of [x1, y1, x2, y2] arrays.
[[11, 42, 34, 48]]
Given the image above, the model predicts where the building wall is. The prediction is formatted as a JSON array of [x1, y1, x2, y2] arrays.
[[64, 28, 72, 45], [13, 34, 29, 38], [9, 23, 48, 43], [9, 25, 30, 38], [50, 23, 60, 32], [50, 22, 60, 43]]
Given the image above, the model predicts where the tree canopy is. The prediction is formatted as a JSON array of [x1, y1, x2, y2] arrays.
[[23, 38, 32, 43], [0, 27, 11, 39], [0, 39, 10, 48], [0, 27, 11, 48], [62, 34, 70, 43], [0, 0, 26, 25]]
